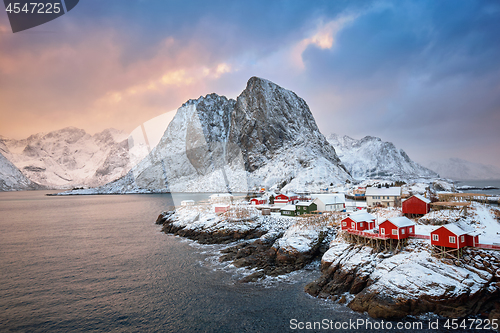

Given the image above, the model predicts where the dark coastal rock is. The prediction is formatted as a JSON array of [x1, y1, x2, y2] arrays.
[[238, 271, 265, 283], [219, 237, 327, 276], [157, 209, 331, 277], [161, 220, 266, 244], [348, 287, 500, 319], [157, 210, 268, 244], [305, 244, 500, 320]]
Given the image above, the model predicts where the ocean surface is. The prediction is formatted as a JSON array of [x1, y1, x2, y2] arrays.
[[0, 191, 494, 332], [455, 180, 500, 196]]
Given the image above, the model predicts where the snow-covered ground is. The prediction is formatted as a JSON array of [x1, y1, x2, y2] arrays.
[[323, 239, 494, 301], [162, 200, 339, 255], [416, 203, 500, 244], [469, 204, 500, 244]]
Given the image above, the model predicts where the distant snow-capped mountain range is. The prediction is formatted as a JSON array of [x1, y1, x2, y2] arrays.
[[5, 77, 493, 192], [327, 134, 438, 180], [0, 127, 131, 190]]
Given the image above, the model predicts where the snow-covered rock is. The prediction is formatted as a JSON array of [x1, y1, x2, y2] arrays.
[[306, 239, 500, 319], [0, 151, 42, 191], [68, 77, 351, 194], [0, 127, 131, 189], [328, 134, 438, 181], [157, 203, 336, 276]]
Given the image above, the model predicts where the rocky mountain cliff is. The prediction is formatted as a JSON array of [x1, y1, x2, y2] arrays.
[[0, 127, 130, 189], [0, 151, 43, 191], [328, 134, 438, 180], [71, 77, 351, 194], [426, 158, 500, 180]]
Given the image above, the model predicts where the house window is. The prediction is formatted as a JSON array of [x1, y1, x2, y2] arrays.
[[402, 229, 405, 235], [461, 236, 465, 242], [409, 227, 413, 233], [351, 222, 355, 229], [342, 222, 347, 227], [381, 228, 385, 234], [360, 222, 364, 227], [432, 234, 439, 241], [449, 236, 456, 244], [392, 229, 398, 235]]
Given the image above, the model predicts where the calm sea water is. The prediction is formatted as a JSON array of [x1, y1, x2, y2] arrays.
[[0, 191, 493, 332], [455, 180, 500, 196]]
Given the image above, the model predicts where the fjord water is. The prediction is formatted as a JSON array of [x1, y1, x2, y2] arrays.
[[0, 191, 359, 332], [455, 180, 500, 196]]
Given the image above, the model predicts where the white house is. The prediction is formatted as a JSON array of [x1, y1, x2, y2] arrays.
[[365, 187, 401, 207], [311, 194, 346, 211]]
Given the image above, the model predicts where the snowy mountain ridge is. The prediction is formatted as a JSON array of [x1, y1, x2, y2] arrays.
[[67, 77, 352, 194], [0, 127, 131, 189], [328, 133, 438, 181], [0, 151, 43, 191]]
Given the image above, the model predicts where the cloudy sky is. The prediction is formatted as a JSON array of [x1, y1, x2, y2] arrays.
[[1, 0, 499, 168]]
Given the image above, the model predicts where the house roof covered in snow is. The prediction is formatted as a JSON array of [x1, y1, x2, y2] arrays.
[[365, 187, 401, 197], [311, 194, 346, 204], [385, 216, 415, 228], [440, 223, 479, 236], [348, 211, 375, 223], [296, 201, 316, 207], [412, 194, 431, 204]]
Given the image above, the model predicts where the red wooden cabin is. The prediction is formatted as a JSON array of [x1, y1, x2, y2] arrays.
[[402, 194, 431, 216], [430, 224, 479, 249], [341, 211, 376, 231], [379, 217, 415, 240], [274, 193, 298, 205], [250, 198, 267, 205], [274, 194, 289, 205]]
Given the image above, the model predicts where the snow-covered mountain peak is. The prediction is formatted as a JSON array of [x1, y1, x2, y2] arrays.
[[92, 128, 128, 145], [181, 92, 233, 109], [328, 133, 437, 181], [74, 77, 351, 194], [1, 127, 131, 189]]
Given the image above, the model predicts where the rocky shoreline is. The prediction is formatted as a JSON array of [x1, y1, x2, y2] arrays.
[[305, 240, 500, 320], [156, 207, 335, 280], [155, 205, 500, 322]]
